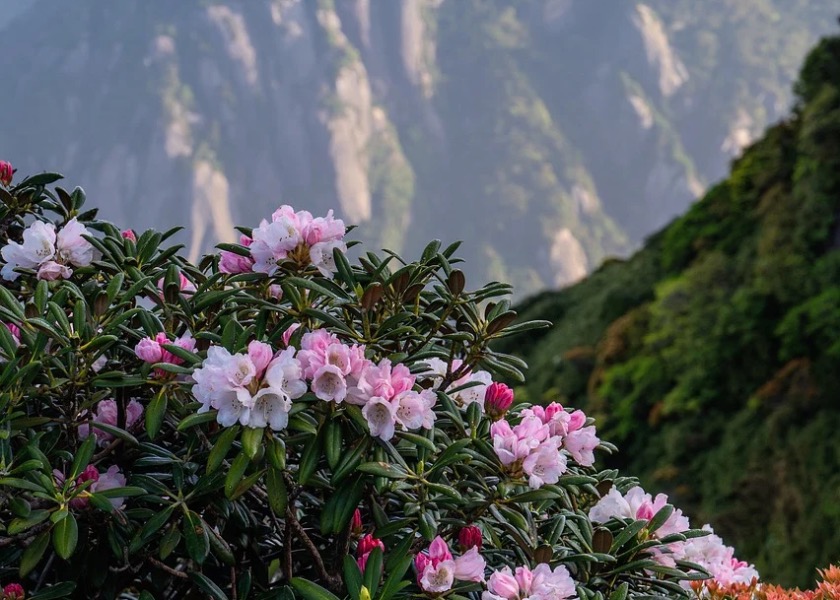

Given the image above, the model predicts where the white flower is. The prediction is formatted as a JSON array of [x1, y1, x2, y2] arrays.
[[247, 387, 292, 430], [1, 220, 56, 280], [309, 239, 346, 278], [394, 389, 436, 431], [311, 364, 347, 402], [56, 218, 95, 267], [420, 560, 456, 594], [588, 487, 633, 524], [362, 396, 398, 440], [264, 347, 307, 400], [250, 217, 302, 275]]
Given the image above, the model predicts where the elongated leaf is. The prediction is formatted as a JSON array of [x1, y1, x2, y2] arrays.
[[53, 512, 78, 559], [189, 573, 229, 600], [291, 578, 342, 600]]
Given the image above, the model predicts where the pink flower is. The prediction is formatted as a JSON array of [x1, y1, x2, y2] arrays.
[[78, 399, 144, 446], [91, 465, 127, 509], [529, 563, 577, 599], [121, 229, 137, 242], [36, 260, 71, 280], [523, 438, 567, 489], [458, 525, 483, 551], [301, 210, 345, 245], [563, 425, 600, 467], [247, 340, 273, 380], [484, 564, 576, 600], [394, 389, 436, 431], [281, 323, 301, 347], [2, 583, 25, 600], [135, 337, 163, 363], [219, 235, 255, 274], [250, 216, 302, 276], [0, 161, 13, 187], [416, 537, 486, 594], [348, 359, 415, 405], [2, 322, 20, 357], [312, 364, 348, 402], [485, 382, 514, 420], [362, 396, 398, 440]]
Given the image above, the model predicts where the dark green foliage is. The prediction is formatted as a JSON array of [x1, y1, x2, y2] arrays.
[[500, 35, 840, 588]]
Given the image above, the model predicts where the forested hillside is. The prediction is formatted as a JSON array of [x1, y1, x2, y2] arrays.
[[500, 35, 840, 587], [0, 0, 835, 295]]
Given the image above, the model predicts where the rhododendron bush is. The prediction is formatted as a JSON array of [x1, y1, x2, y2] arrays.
[[0, 168, 757, 599]]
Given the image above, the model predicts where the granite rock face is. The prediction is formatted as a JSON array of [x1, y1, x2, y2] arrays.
[[1, 0, 834, 295]]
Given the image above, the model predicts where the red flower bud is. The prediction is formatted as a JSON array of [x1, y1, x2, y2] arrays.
[[121, 229, 137, 242], [457, 525, 483, 551], [485, 382, 514, 420], [3, 583, 25, 600], [357, 533, 384, 557], [350, 508, 363, 535], [0, 161, 13, 187]]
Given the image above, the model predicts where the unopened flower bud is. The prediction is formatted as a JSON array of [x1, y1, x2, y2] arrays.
[[121, 229, 137, 242], [357, 534, 384, 557], [350, 508, 363, 535], [3, 583, 25, 600], [485, 382, 514, 420], [0, 161, 13, 187], [458, 525, 483, 551]]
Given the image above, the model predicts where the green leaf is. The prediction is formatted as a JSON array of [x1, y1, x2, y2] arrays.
[[291, 577, 342, 600], [241, 426, 264, 460], [608, 582, 629, 600], [266, 467, 289, 515], [85, 421, 139, 446], [28, 582, 77, 600], [207, 425, 240, 474], [189, 572, 230, 600], [225, 452, 250, 498], [145, 390, 168, 440], [20, 530, 50, 576], [183, 510, 210, 564], [298, 431, 322, 485], [177, 410, 218, 431], [53, 512, 78, 559], [0, 477, 45, 492], [70, 434, 96, 479], [362, 546, 383, 597], [9, 509, 50, 534], [344, 554, 363, 600], [357, 462, 410, 479]]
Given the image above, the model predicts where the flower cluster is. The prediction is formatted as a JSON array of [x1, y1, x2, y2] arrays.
[[491, 402, 600, 489], [483, 564, 578, 600], [135, 332, 196, 378], [1, 218, 95, 281], [1, 583, 24, 600], [414, 536, 486, 594], [192, 341, 306, 429], [692, 565, 840, 600], [220, 205, 346, 277], [589, 485, 759, 584], [78, 399, 144, 446], [53, 465, 126, 509]]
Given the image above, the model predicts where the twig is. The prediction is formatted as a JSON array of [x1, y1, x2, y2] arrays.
[[148, 557, 189, 580], [286, 508, 342, 590], [35, 552, 55, 591], [92, 437, 123, 463]]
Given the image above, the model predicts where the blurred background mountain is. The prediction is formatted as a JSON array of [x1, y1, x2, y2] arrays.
[[498, 35, 840, 588], [0, 0, 836, 296]]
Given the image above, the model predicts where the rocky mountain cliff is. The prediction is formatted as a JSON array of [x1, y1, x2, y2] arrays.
[[0, 0, 835, 295]]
